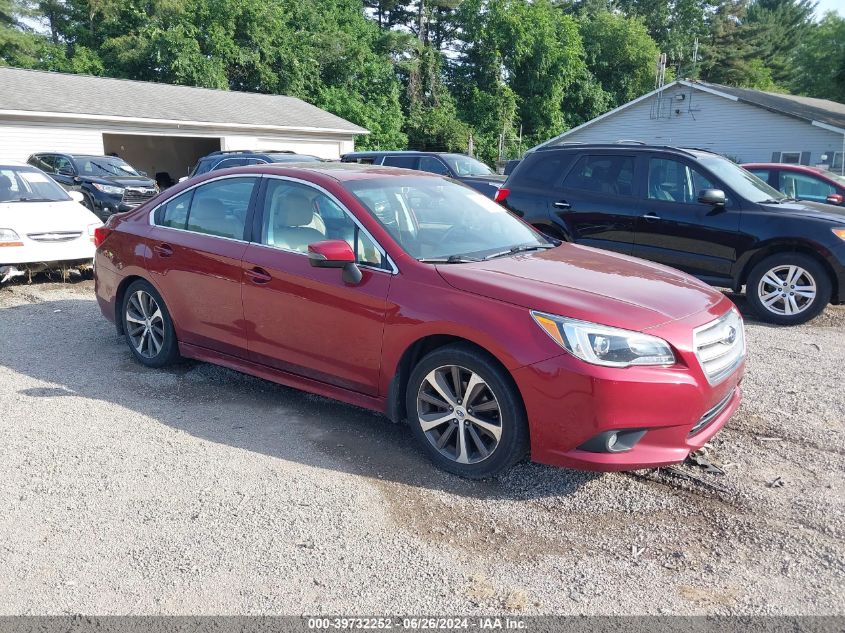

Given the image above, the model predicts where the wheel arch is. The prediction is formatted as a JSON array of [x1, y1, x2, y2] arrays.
[[113, 274, 154, 334], [385, 334, 527, 427], [737, 241, 840, 303]]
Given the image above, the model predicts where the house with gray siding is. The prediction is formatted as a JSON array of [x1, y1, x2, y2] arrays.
[[536, 80, 845, 174]]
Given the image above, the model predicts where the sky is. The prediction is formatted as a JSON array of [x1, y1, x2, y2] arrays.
[[814, 0, 844, 18]]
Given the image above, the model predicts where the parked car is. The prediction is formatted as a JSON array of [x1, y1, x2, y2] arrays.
[[27, 153, 158, 221], [187, 150, 323, 180], [0, 161, 102, 283], [94, 163, 745, 478], [497, 144, 845, 326], [742, 163, 845, 206], [341, 151, 505, 199]]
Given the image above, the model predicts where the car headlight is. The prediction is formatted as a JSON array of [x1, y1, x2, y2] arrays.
[[0, 228, 23, 245], [531, 311, 675, 367], [91, 183, 125, 195], [833, 227, 845, 241]]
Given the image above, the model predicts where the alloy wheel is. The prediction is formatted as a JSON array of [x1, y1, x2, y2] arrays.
[[757, 265, 817, 316], [125, 290, 165, 358], [416, 365, 503, 465]]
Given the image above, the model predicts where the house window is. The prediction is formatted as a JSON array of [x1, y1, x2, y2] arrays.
[[832, 152, 844, 172], [779, 152, 802, 164]]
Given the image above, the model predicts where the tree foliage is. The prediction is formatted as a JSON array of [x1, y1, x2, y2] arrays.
[[0, 0, 841, 163]]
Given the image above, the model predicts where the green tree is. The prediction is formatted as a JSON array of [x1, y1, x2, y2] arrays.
[[578, 11, 661, 108], [746, 0, 815, 85], [790, 12, 845, 102]]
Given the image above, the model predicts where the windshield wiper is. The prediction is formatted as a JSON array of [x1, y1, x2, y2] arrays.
[[418, 254, 481, 264], [483, 243, 555, 260]]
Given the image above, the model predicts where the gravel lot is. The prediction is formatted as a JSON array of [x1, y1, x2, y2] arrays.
[[0, 278, 843, 615]]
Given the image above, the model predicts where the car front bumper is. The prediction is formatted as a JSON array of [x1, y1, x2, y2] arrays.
[[512, 309, 745, 471]]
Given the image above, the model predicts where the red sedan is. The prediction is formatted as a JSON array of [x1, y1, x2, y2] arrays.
[[94, 164, 745, 478]]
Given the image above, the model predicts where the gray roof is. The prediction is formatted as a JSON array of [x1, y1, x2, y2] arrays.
[[0, 66, 368, 134], [697, 81, 845, 131]]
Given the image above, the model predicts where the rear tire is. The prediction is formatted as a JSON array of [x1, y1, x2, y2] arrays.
[[406, 344, 529, 478], [746, 253, 831, 325], [121, 280, 180, 367]]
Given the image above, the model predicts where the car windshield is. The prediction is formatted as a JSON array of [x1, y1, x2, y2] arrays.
[[345, 176, 551, 261], [78, 157, 141, 177], [441, 154, 495, 177], [697, 155, 787, 203], [0, 166, 71, 203]]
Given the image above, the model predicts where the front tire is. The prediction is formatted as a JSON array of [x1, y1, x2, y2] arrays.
[[406, 344, 529, 478], [746, 253, 831, 325], [121, 280, 180, 367]]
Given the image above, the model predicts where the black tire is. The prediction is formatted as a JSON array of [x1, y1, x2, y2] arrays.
[[746, 253, 831, 325], [121, 279, 180, 367], [405, 343, 529, 478]]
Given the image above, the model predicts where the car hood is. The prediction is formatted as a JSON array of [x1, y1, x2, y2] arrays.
[[83, 175, 157, 189], [0, 200, 102, 233], [761, 199, 845, 222], [436, 244, 727, 331]]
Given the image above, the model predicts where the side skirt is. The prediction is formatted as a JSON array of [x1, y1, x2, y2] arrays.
[[179, 342, 387, 415]]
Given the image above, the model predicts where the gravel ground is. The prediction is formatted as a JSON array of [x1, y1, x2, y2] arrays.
[[0, 278, 843, 615]]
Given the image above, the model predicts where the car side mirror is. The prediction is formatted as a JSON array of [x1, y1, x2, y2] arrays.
[[826, 193, 843, 205], [308, 240, 362, 285], [68, 191, 85, 203], [138, 170, 148, 177], [58, 168, 75, 177], [698, 189, 726, 206]]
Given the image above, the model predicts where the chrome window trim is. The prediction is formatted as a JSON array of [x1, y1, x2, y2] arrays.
[[147, 172, 399, 274], [261, 174, 399, 275]]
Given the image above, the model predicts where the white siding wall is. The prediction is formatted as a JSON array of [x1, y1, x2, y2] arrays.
[[0, 121, 104, 162], [558, 85, 845, 165], [221, 134, 355, 159]]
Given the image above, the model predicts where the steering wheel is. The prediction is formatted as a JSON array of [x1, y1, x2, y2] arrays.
[[441, 223, 479, 244]]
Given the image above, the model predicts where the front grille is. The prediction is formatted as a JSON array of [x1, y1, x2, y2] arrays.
[[27, 231, 82, 242], [122, 187, 157, 206], [689, 389, 734, 436], [693, 309, 745, 384]]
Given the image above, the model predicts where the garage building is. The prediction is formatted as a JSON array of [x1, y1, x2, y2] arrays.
[[0, 67, 368, 181]]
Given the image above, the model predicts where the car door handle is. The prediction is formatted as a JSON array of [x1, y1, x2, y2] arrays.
[[553, 200, 571, 210], [642, 212, 661, 221], [153, 243, 173, 257], [244, 267, 272, 284]]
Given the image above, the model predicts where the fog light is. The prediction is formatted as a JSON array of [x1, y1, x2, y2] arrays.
[[578, 429, 647, 453]]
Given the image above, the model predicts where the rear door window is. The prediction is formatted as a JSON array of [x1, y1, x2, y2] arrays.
[[155, 190, 193, 229], [186, 178, 256, 239], [563, 155, 635, 196], [382, 156, 419, 169]]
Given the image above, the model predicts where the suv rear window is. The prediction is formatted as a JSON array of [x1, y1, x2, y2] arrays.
[[563, 155, 634, 196]]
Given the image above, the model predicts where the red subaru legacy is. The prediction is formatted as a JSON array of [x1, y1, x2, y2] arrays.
[[94, 164, 745, 478]]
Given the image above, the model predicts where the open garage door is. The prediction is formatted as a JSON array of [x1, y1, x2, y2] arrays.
[[103, 134, 221, 190]]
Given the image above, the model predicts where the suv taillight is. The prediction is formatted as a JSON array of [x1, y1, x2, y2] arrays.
[[93, 226, 112, 247], [494, 187, 510, 203]]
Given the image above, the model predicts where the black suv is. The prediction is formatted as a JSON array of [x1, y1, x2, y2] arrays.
[[499, 143, 845, 325], [341, 151, 505, 199], [27, 153, 158, 220], [188, 150, 322, 179]]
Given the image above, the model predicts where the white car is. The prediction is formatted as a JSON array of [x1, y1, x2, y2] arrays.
[[0, 161, 103, 283]]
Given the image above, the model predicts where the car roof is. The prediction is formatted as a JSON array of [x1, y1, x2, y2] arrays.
[[0, 160, 30, 167], [532, 143, 719, 159], [198, 162, 446, 183], [343, 150, 442, 157], [742, 163, 826, 173]]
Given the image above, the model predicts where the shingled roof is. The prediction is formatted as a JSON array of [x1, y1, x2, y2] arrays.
[[0, 66, 368, 134], [697, 81, 845, 132]]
